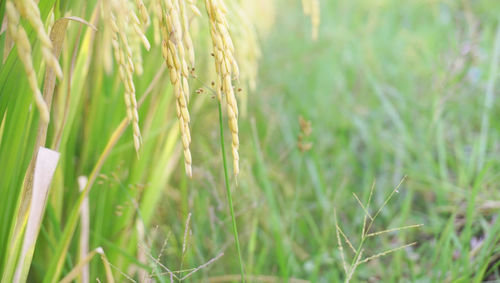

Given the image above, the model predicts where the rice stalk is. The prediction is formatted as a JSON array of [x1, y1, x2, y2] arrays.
[[5, 1, 50, 122], [186, 0, 202, 17], [110, 14, 141, 153], [130, 27, 144, 75], [158, 0, 193, 177], [205, 0, 241, 176], [16, 0, 63, 78], [217, 99, 245, 281], [152, 0, 162, 45], [179, 0, 199, 68], [107, 0, 151, 154]]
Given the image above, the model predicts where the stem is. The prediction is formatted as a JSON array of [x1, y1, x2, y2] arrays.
[[217, 100, 245, 282]]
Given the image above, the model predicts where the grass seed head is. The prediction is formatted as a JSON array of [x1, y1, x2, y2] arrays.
[[298, 116, 312, 152]]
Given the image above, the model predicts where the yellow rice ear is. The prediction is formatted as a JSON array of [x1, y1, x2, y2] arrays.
[[107, 0, 151, 155], [205, 0, 240, 176], [17, 0, 63, 78], [158, 0, 194, 177], [6, 1, 50, 123]]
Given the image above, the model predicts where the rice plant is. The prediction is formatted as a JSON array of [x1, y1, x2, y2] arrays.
[[1, 0, 500, 282]]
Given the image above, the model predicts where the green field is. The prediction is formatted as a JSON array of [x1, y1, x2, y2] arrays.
[[1, 0, 500, 282]]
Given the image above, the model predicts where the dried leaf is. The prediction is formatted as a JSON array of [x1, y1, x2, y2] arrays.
[[78, 176, 90, 283], [13, 147, 60, 283]]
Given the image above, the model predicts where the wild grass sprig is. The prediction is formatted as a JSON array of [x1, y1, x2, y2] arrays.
[[336, 177, 423, 282]]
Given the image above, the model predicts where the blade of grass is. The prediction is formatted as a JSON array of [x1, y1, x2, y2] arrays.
[[250, 118, 289, 279], [477, 19, 500, 172]]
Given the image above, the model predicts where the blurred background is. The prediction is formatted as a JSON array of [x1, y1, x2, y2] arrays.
[[1, 0, 500, 282]]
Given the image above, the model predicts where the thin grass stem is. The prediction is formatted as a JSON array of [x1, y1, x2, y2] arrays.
[[217, 100, 245, 282], [365, 224, 424, 238]]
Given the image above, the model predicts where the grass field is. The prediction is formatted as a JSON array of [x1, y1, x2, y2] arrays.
[[1, 0, 500, 282]]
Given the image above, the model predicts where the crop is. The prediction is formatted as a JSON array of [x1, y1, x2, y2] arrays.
[[2, 0, 500, 282]]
